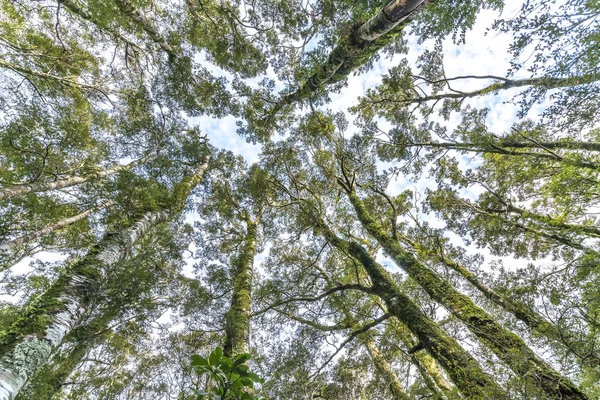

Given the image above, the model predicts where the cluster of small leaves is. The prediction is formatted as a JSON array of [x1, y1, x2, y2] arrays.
[[190, 347, 265, 400]]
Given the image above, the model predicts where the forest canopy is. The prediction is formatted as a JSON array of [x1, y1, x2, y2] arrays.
[[1, 0, 599, 399]]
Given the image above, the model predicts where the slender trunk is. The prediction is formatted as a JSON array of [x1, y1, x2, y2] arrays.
[[400, 74, 600, 105], [267, 0, 427, 119], [379, 304, 453, 397], [328, 290, 409, 399], [451, 195, 594, 252], [113, 0, 177, 59], [313, 215, 507, 399], [362, 335, 410, 400], [223, 219, 257, 357], [503, 204, 600, 238], [400, 141, 600, 171], [0, 155, 152, 202], [0, 158, 208, 400], [413, 240, 599, 365], [0, 200, 114, 256], [342, 185, 588, 399], [0, 59, 101, 92]]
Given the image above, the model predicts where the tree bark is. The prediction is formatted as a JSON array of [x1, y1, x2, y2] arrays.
[[113, 0, 177, 59], [0, 157, 208, 400], [362, 334, 410, 400], [0, 155, 152, 202], [223, 218, 257, 357], [267, 0, 427, 120], [342, 184, 588, 399], [391, 74, 600, 106], [398, 140, 600, 171], [377, 301, 453, 397], [320, 271, 411, 400], [0, 200, 114, 257], [412, 239, 599, 365], [313, 215, 507, 399]]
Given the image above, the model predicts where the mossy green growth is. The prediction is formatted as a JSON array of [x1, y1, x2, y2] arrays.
[[346, 189, 589, 399], [223, 221, 257, 358]]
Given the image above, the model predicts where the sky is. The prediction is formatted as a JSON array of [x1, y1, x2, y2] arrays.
[[189, 0, 537, 275], [1, 0, 548, 303]]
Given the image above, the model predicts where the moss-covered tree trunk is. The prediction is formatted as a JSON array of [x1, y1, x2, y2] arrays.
[[223, 218, 257, 357], [15, 323, 110, 400], [342, 184, 588, 399], [0, 155, 152, 202], [267, 0, 427, 118], [380, 305, 453, 397], [0, 158, 209, 400], [411, 238, 596, 363], [313, 215, 507, 399]]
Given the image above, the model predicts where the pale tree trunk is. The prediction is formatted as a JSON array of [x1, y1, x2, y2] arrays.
[[401, 74, 600, 106], [362, 335, 410, 400], [0, 60, 102, 93], [223, 219, 258, 357], [0, 200, 114, 257], [341, 183, 588, 400], [268, 0, 427, 118], [113, 0, 177, 59], [312, 214, 507, 399], [15, 324, 110, 400], [0, 155, 152, 202], [0, 158, 208, 400], [400, 141, 600, 170], [372, 298, 453, 398]]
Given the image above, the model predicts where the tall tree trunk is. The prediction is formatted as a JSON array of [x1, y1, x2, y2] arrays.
[[319, 271, 410, 400], [376, 300, 453, 397], [361, 334, 410, 400], [267, 0, 427, 119], [312, 214, 507, 399], [0, 158, 208, 400], [412, 239, 600, 365], [113, 0, 177, 59], [397, 142, 600, 170], [396, 74, 600, 106], [223, 218, 257, 357], [0, 155, 152, 202], [340, 182, 588, 399], [15, 324, 110, 400], [0, 200, 114, 259], [397, 141, 600, 171]]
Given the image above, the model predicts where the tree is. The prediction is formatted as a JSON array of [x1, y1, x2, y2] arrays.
[[2, 0, 599, 398]]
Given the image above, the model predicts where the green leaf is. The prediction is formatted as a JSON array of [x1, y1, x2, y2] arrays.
[[232, 353, 251, 368], [209, 346, 223, 366], [246, 372, 264, 384], [191, 354, 209, 367]]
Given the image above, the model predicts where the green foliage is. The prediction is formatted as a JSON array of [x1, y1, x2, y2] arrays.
[[190, 347, 265, 400]]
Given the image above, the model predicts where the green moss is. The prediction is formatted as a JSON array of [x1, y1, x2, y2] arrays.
[[224, 221, 257, 358], [346, 189, 588, 399]]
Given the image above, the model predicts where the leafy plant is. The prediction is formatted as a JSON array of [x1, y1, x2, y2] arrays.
[[190, 347, 265, 400]]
